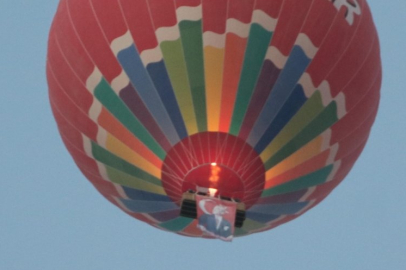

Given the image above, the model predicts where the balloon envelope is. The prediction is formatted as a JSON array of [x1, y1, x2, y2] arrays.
[[47, 0, 381, 238]]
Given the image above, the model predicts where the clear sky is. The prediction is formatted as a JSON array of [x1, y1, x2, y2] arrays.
[[1, 1, 405, 269]]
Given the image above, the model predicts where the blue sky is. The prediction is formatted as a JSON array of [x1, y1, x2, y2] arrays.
[[1, 1, 405, 269]]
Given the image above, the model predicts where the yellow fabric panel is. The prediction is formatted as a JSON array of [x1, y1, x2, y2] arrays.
[[204, 46, 225, 131], [105, 134, 161, 179], [265, 136, 323, 180]]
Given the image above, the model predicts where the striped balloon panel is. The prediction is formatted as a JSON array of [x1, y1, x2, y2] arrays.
[[47, 0, 381, 237]]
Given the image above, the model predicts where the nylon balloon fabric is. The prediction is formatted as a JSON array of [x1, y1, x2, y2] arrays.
[[47, 0, 381, 238]]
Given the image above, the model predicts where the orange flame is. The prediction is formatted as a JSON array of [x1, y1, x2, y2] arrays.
[[209, 163, 221, 184]]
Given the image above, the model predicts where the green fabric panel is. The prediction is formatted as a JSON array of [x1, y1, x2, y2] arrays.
[[160, 39, 196, 126], [266, 91, 325, 158], [241, 218, 266, 232], [265, 101, 339, 169], [94, 78, 166, 160], [230, 24, 273, 135], [158, 217, 194, 232], [234, 228, 248, 237], [91, 141, 162, 186], [105, 166, 165, 195], [261, 164, 334, 197], [179, 20, 207, 132]]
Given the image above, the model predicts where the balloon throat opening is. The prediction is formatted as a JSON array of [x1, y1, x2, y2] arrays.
[[161, 132, 266, 209]]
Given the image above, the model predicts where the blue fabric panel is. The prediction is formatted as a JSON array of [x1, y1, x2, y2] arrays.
[[247, 201, 309, 215], [246, 212, 280, 223], [254, 84, 307, 152], [248, 46, 311, 147], [119, 198, 179, 213], [122, 187, 173, 202], [119, 83, 172, 151], [147, 61, 187, 140], [117, 45, 180, 145]]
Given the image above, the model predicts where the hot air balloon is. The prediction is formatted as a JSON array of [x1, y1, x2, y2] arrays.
[[47, 0, 381, 239]]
